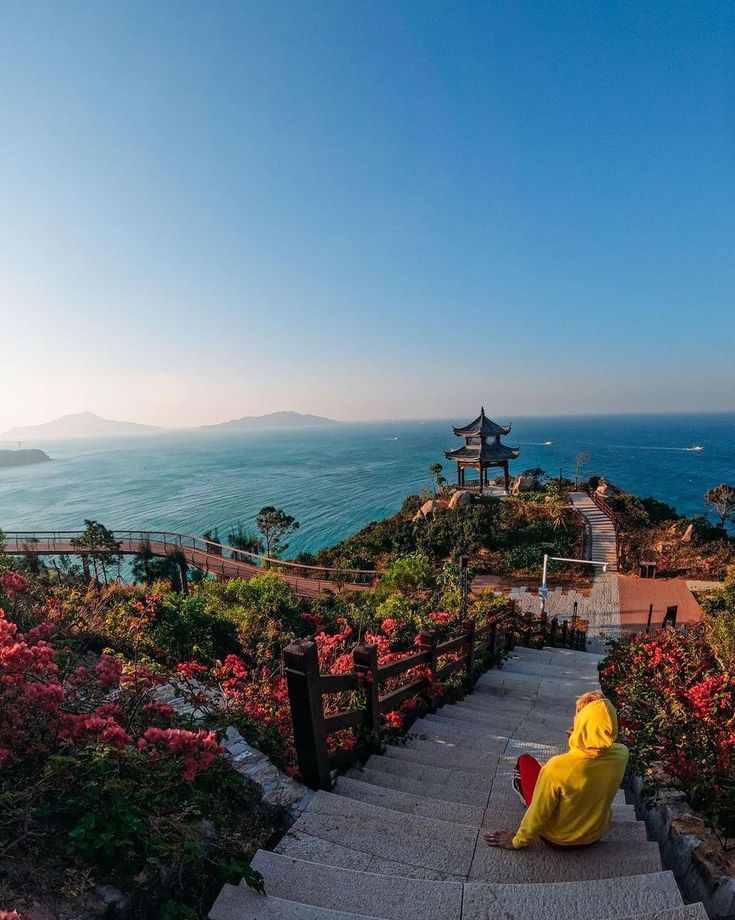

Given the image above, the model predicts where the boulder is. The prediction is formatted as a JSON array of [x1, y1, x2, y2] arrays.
[[448, 490, 473, 509], [596, 478, 622, 497], [412, 499, 437, 522], [681, 523, 694, 543], [511, 474, 537, 494]]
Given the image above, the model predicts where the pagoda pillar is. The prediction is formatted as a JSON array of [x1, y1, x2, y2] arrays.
[[503, 461, 510, 493]]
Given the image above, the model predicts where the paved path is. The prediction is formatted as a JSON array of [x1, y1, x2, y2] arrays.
[[570, 492, 618, 571], [209, 645, 705, 919]]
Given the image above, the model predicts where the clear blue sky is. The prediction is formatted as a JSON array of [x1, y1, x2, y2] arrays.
[[1, 1, 733, 430]]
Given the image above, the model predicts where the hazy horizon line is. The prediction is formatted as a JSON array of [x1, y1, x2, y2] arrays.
[[3, 405, 735, 440]]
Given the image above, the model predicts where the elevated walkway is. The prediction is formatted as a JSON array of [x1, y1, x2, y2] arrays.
[[2, 530, 375, 598], [209, 646, 705, 919]]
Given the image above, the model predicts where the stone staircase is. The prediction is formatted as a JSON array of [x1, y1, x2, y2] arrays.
[[570, 491, 618, 572], [209, 645, 706, 919]]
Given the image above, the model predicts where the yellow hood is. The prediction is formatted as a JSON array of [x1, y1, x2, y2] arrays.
[[569, 698, 618, 757]]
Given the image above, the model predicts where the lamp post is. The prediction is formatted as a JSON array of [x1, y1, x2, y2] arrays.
[[539, 554, 608, 616]]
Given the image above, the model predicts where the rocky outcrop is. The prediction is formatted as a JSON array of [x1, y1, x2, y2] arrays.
[[511, 473, 537, 494], [412, 499, 438, 522], [448, 490, 473, 509], [0, 449, 51, 469]]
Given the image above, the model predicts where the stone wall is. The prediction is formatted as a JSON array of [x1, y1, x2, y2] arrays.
[[632, 774, 735, 919]]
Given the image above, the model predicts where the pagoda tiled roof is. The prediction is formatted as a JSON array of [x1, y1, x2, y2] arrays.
[[444, 441, 520, 463], [452, 407, 511, 438]]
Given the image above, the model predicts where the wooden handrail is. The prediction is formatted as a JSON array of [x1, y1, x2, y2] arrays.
[[283, 609, 589, 789]]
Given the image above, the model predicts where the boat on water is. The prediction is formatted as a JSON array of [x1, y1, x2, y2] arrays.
[[690, 444, 705, 452], [543, 440, 553, 446]]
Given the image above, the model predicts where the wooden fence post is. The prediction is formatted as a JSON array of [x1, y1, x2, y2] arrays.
[[504, 621, 514, 651], [282, 639, 331, 790], [462, 618, 476, 689], [550, 617, 558, 647], [523, 612, 532, 647], [418, 629, 439, 708], [353, 643, 380, 751], [560, 619, 568, 647]]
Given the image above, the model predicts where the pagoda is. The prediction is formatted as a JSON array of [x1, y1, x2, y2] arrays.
[[444, 407, 520, 494]]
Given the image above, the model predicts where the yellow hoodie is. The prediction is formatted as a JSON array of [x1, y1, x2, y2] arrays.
[[512, 698, 629, 849]]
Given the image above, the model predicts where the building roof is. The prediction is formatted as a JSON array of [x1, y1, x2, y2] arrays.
[[452, 407, 511, 438], [444, 441, 520, 464]]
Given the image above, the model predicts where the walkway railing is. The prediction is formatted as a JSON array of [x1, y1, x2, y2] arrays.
[[583, 486, 619, 527], [283, 609, 587, 789], [2, 530, 379, 589]]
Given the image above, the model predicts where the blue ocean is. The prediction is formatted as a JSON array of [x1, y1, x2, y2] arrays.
[[1, 414, 733, 555]]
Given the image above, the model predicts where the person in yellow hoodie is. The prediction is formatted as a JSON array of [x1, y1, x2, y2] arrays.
[[484, 690, 629, 850]]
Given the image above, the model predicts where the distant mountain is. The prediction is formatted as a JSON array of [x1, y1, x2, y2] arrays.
[[200, 410, 339, 431], [2, 411, 162, 441], [0, 448, 51, 468]]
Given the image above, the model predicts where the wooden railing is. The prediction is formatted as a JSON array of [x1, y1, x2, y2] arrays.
[[583, 486, 619, 527], [283, 609, 588, 789]]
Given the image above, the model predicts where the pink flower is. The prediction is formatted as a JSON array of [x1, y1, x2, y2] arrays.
[[95, 654, 123, 687], [1, 571, 29, 598]]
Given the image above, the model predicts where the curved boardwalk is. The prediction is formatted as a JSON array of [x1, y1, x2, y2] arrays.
[[2, 532, 373, 599], [210, 645, 704, 918]]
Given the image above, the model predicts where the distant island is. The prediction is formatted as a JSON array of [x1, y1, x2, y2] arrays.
[[0, 448, 51, 468], [200, 410, 339, 431], [2, 411, 162, 441], [1, 409, 339, 442]]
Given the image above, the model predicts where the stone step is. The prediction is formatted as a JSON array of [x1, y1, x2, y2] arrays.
[[462, 872, 684, 919], [447, 705, 541, 730], [334, 775, 485, 825], [383, 737, 501, 772], [288, 790, 479, 876], [209, 883, 379, 919], [250, 851, 462, 919], [454, 696, 580, 722], [350, 764, 490, 805], [276, 830, 464, 881], [407, 721, 518, 755], [428, 710, 570, 744], [367, 752, 492, 789], [249, 853, 686, 920], [468, 838, 662, 883], [620, 908, 708, 920]]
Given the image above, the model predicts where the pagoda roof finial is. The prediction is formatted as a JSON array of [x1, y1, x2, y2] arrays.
[[452, 408, 511, 439]]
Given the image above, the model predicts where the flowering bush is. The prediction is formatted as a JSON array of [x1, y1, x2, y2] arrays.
[[601, 623, 735, 834], [0, 595, 272, 915]]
